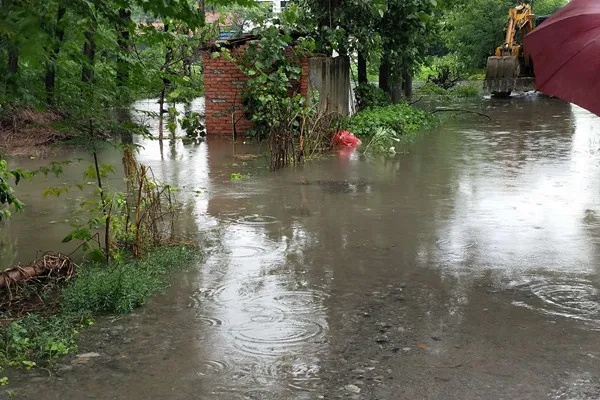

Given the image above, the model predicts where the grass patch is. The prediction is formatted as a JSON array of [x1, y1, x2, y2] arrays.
[[343, 103, 438, 155], [0, 245, 198, 367], [415, 82, 481, 98], [449, 83, 481, 97]]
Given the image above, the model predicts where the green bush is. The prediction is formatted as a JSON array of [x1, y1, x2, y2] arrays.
[[0, 246, 197, 366], [467, 71, 485, 81], [345, 103, 436, 140], [415, 82, 480, 98], [417, 54, 465, 86], [354, 83, 391, 111], [450, 83, 480, 97], [63, 246, 196, 315], [0, 314, 80, 366], [343, 103, 437, 154], [416, 82, 449, 96]]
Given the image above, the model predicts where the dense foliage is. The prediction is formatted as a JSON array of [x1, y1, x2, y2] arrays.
[[293, 0, 441, 99], [354, 83, 391, 111], [223, 7, 315, 140], [343, 102, 436, 154], [0, 160, 27, 221], [221, 5, 336, 168]]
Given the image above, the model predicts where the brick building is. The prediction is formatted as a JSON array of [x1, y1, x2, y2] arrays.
[[202, 36, 310, 136]]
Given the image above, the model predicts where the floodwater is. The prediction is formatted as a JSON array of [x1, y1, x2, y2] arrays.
[[3, 94, 600, 399]]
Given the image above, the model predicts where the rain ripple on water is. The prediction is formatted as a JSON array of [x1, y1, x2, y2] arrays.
[[235, 214, 279, 226], [229, 319, 326, 356], [192, 275, 329, 310], [215, 213, 280, 230], [238, 355, 322, 392], [195, 359, 232, 377], [513, 278, 600, 329]]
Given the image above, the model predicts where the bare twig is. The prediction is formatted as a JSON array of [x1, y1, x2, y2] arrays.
[[432, 108, 492, 121], [409, 96, 423, 106]]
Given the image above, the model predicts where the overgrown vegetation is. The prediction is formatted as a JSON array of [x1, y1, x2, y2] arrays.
[[415, 82, 481, 98], [220, 5, 338, 169], [0, 246, 196, 367], [354, 83, 391, 111], [343, 102, 437, 155], [0, 145, 194, 367], [0, 161, 27, 221]]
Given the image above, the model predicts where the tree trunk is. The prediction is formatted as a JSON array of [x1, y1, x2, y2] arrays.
[[357, 51, 367, 85], [0, 254, 75, 288], [8, 47, 18, 75], [116, 8, 132, 93], [159, 23, 173, 116], [391, 81, 403, 103], [82, 26, 96, 85], [6, 42, 19, 93], [44, 6, 66, 105], [2, 0, 18, 93], [378, 53, 390, 94], [403, 69, 413, 100], [117, 108, 133, 144]]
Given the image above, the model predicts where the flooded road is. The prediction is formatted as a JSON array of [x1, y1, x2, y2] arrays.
[[3, 95, 600, 399]]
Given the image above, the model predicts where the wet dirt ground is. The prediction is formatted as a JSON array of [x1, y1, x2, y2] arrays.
[[2, 95, 600, 399]]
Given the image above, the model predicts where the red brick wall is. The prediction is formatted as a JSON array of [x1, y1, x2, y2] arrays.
[[203, 48, 311, 136], [202, 51, 252, 136], [300, 57, 309, 98]]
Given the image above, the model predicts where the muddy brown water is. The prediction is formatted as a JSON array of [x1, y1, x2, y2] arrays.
[[2, 95, 600, 399]]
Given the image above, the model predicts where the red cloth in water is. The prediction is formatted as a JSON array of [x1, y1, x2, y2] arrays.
[[332, 131, 362, 147]]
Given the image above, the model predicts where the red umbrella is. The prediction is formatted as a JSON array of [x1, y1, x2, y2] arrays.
[[525, 0, 600, 115]]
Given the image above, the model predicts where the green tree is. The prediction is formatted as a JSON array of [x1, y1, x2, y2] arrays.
[[293, 0, 439, 99], [534, 0, 566, 16], [0, 160, 26, 221]]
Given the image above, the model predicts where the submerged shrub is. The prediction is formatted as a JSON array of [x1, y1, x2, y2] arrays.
[[416, 82, 449, 96], [343, 103, 437, 155], [0, 246, 197, 366], [344, 103, 436, 139]]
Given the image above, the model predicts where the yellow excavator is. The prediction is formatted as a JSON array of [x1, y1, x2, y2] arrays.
[[484, 2, 537, 96]]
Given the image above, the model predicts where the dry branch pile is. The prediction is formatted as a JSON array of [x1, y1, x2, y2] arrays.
[[0, 254, 76, 319], [0, 107, 69, 157]]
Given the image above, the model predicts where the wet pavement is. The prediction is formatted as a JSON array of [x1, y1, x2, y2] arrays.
[[2, 94, 600, 399]]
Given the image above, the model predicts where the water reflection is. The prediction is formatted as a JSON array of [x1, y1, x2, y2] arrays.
[[187, 217, 329, 398], [3, 95, 600, 398]]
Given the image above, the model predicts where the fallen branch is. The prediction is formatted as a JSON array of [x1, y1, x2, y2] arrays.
[[409, 96, 424, 106], [432, 108, 492, 121], [0, 253, 76, 288]]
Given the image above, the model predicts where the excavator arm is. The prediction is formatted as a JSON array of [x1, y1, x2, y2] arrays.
[[485, 2, 537, 96]]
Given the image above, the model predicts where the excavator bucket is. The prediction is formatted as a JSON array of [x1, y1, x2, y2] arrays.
[[484, 56, 535, 95]]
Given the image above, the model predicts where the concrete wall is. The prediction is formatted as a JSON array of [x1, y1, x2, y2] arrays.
[[307, 56, 351, 116]]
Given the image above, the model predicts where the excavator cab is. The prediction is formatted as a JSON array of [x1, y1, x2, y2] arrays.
[[484, 2, 537, 96]]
